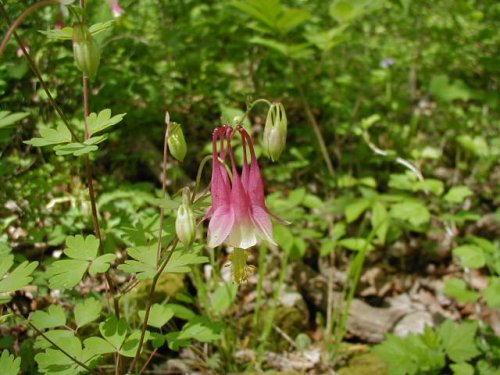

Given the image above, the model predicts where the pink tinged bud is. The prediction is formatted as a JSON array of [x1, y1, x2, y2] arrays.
[[108, 0, 124, 18], [16, 43, 30, 58], [176, 203, 196, 248], [263, 103, 287, 162], [168, 122, 187, 162]]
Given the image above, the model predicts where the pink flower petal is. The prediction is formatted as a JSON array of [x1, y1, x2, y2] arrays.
[[208, 205, 234, 248], [251, 205, 277, 245]]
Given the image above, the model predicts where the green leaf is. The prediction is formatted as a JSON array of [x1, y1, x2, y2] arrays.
[[177, 317, 222, 343], [31, 305, 66, 330], [338, 237, 374, 252], [444, 186, 473, 203], [456, 135, 489, 157], [87, 109, 126, 136], [451, 363, 474, 375], [249, 36, 288, 55], [0, 256, 38, 303], [168, 304, 196, 321], [99, 316, 128, 351], [88, 254, 116, 275], [329, 1, 356, 22], [83, 337, 115, 357], [483, 277, 500, 308], [443, 278, 479, 303], [46, 259, 88, 289], [276, 8, 311, 34], [211, 283, 238, 314], [34, 330, 74, 350], [65, 235, 100, 260], [390, 200, 430, 226], [371, 201, 389, 244], [39, 26, 73, 40], [0, 111, 29, 129], [24, 123, 71, 147], [35, 335, 87, 375], [162, 250, 208, 274], [429, 74, 472, 102], [47, 235, 113, 289], [372, 334, 420, 375], [138, 304, 174, 328], [165, 331, 191, 351], [415, 179, 444, 196], [0, 350, 21, 375], [437, 320, 480, 363], [453, 245, 485, 269], [74, 298, 102, 328], [119, 331, 150, 358], [53, 143, 98, 156], [231, 0, 280, 30], [117, 244, 157, 279], [88, 20, 115, 36], [345, 198, 371, 223], [39, 21, 114, 40], [53, 135, 108, 156]]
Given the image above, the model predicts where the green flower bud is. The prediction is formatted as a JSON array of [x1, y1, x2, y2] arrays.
[[72, 23, 101, 78], [175, 191, 196, 248], [168, 122, 187, 162], [263, 102, 287, 162]]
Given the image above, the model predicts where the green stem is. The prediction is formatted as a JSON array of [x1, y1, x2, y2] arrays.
[[292, 63, 335, 178], [252, 243, 267, 338], [156, 117, 171, 265], [236, 98, 272, 127], [128, 240, 179, 373], [332, 224, 381, 361], [257, 248, 289, 366]]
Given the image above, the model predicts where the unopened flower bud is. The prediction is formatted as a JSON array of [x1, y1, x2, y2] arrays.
[[168, 122, 187, 162], [175, 191, 196, 248], [72, 23, 101, 78], [263, 102, 287, 161]]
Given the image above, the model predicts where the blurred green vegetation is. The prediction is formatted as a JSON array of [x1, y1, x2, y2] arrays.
[[1, 0, 499, 373]]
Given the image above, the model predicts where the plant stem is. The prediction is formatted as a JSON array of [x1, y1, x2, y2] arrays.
[[252, 243, 267, 338], [332, 224, 380, 361], [139, 348, 158, 375], [191, 154, 213, 202], [257, 247, 289, 366], [292, 63, 335, 178], [236, 98, 272, 127], [0, 1, 78, 140], [128, 240, 179, 373], [0, 0, 59, 58], [156, 118, 170, 265], [28, 322, 95, 373], [81, 74, 119, 313]]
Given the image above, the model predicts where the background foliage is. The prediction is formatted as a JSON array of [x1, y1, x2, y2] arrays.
[[1, 0, 499, 374]]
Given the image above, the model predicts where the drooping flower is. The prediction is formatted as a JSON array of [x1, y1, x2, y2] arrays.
[[108, 0, 124, 18], [206, 125, 278, 249]]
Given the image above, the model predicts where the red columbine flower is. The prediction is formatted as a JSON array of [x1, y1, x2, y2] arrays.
[[206, 125, 277, 249]]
